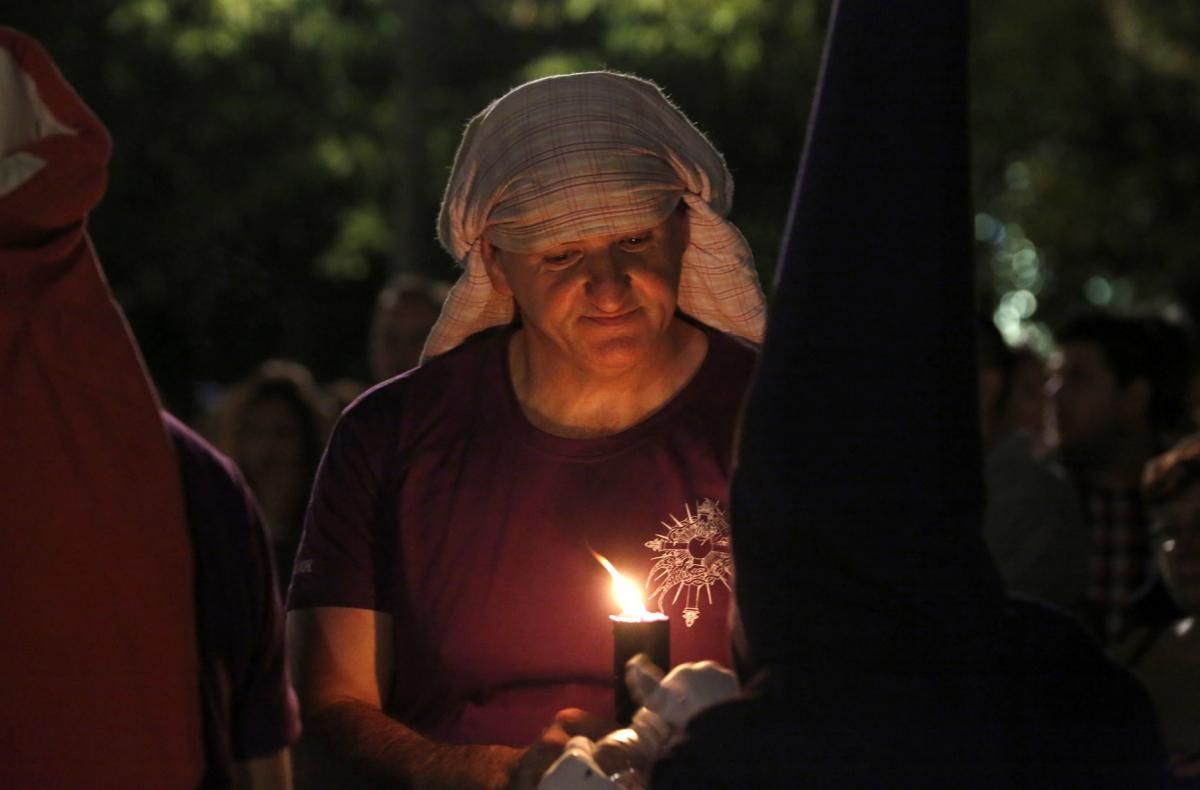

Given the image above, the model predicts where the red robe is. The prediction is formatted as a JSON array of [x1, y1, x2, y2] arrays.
[[0, 27, 204, 787]]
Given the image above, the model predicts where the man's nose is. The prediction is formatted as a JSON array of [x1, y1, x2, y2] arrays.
[[583, 249, 631, 308]]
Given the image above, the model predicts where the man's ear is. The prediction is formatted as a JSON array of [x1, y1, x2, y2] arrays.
[[1119, 376, 1152, 424], [480, 238, 513, 297]]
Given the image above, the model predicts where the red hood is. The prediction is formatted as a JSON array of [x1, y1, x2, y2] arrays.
[[0, 27, 110, 251]]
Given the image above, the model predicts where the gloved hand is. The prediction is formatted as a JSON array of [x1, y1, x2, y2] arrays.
[[537, 655, 740, 790]]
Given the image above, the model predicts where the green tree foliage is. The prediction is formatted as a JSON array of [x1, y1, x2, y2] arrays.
[[973, 0, 1200, 348], [8, 1, 1200, 410]]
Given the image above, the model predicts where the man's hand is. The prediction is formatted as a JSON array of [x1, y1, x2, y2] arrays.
[[506, 708, 619, 790], [290, 607, 528, 790]]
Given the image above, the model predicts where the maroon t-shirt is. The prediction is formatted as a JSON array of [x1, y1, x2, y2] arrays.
[[167, 414, 301, 785], [289, 323, 756, 746]]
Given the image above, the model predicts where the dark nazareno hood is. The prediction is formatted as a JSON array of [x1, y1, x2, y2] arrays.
[[730, 0, 1006, 678]]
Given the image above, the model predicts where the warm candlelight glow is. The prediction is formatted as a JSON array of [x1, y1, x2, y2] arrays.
[[592, 549, 657, 619], [595, 549, 671, 724]]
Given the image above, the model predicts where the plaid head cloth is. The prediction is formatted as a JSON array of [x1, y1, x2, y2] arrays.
[[426, 70, 766, 360]]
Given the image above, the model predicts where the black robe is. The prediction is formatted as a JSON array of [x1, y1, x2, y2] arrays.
[[652, 1, 1165, 787]]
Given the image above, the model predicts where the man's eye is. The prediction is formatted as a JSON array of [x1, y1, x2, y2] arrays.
[[543, 252, 574, 265], [622, 235, 647, 247]]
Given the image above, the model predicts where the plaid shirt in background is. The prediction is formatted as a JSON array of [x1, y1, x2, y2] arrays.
[[1082, 486, 1152, 644]]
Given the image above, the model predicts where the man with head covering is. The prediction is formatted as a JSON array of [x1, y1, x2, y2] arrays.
[[287, 71, 765, 788], [367, 273, 449, 383]]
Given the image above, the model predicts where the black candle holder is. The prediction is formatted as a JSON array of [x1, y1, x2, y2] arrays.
[[611, 613, 670, 725]]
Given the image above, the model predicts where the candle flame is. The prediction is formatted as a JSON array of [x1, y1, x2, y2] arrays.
[[592, 549, 648, 617]]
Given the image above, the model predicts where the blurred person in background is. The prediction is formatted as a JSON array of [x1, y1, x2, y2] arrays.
[[217, 359, 331, 587], [977, 315, 1087, 614], [1003, 345, 1050, 448], [366, 272, 448, 382], [323, 376, 367, 420], [1116, 434, 1200, 785], [1049, 310, 1195, 642], [1144, 313, 1200, 444]]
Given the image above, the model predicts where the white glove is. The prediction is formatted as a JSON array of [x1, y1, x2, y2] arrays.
[[538, 656, 740, 790]]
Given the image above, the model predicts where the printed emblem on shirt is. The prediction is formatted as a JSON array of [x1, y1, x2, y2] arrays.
[[644, 499, 732, 628]]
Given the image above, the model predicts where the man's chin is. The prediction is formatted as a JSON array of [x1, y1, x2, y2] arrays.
[[580, 336, 656, 373]]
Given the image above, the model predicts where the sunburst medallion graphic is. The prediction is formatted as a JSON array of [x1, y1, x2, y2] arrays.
[[644, 499, 732, 627]]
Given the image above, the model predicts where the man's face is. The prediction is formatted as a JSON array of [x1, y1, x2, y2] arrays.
[[482, 209, 687, 375], [235, 399, 306, 488], [1047, 341, 1124, 453], [1004, 355, 1047, 440], [1151, 482, 1200, 614]]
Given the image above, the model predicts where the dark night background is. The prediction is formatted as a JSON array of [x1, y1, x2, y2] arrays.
[[9, 0, 1200, 421]]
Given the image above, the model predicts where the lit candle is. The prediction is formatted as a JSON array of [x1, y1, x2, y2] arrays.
[[593, 551, 670, 724]]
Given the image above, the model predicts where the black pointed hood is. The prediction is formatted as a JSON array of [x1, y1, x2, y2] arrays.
[[732, 0, 1005, 675]]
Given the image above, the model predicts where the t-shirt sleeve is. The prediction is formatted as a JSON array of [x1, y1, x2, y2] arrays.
[[229, 479, 303, 760], [165, 413, 301, 772], [287, 388, 398, 611]]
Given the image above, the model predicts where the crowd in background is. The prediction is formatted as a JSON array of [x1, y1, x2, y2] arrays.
[[977, 308, 1200, 780], [195, 274, 447, 593]]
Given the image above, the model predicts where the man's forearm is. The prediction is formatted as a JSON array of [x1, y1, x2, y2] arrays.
[[294, 699, 522, 790]]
